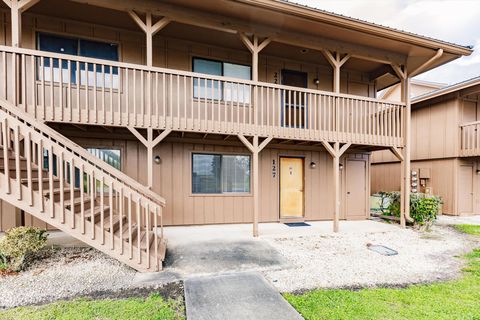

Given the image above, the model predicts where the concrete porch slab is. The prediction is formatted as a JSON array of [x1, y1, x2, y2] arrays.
[[184, 272, 303, 320], [164, 220, 399, 246], [164, 238, 289, 277]]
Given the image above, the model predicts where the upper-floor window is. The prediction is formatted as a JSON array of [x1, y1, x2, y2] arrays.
[[192, 58, 251, 104], [37, 33, 119, 88]]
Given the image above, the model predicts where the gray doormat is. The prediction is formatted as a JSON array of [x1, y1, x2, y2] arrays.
[[284, 222, 311, 227]]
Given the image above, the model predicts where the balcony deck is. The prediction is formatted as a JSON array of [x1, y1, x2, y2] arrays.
[[0, 46, 405, 147]]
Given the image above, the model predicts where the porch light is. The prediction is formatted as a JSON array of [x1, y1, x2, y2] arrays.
[[310, 161, 316, 169], [154, 155, 161, 164], [339, 163, 344, 171], [313, 78, 320, 85]]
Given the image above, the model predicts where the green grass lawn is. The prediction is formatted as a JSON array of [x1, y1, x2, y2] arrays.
[[285, 225, 480, 320], [453, 224, 480, 236], [0, 294, 185, 320]]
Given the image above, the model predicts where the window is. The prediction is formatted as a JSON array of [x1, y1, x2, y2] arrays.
[[87, 148, 122, 192], [193, 58, 251, 103], [37, 33, 119, 88], [87, 148, 121, 170], [192, 153, 250, 194]]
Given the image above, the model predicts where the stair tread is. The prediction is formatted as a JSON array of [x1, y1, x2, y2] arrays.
[[22, 177, 60, 182], [44, 186, 78, 194], [84, 206, 110, 217], [64, 195, 91, 206], [102, 214, 126, 231]]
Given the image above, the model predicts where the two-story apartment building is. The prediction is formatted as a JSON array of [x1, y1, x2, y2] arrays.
[[372, 77, 480, 216], [0, 0, 472, 271]]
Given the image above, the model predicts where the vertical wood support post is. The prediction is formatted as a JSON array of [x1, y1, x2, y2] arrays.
[[402, 76, 412, 227], [321, 50, 350, 93], [129, 11, 170, 67], [322, 141, 350, 232], [252, 137, 259, 236], [128, 127, 171, 188], [3, 0, 40, 47], [333, 143, 340, 232], [238, 134, 272, 237], [239, 34, 271, 126], [10, 1, 21, 48], [238, 33, 272, 82], [392, 63, 412, 227]]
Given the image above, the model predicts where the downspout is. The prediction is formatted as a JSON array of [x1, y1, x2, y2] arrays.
[[409, 49, 443, 78]]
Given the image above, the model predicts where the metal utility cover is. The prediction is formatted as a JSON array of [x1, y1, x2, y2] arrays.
[[368, 244, 398, 256]]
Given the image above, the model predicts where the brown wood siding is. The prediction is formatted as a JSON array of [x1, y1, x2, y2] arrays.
[[371, 159, 456, 214], [0, 201, 20, 231], [60, 136, 369, 226], [372, 97, 460, 164]]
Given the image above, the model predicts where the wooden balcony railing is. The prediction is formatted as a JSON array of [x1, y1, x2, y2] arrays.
[[0, 45, 405, 147], [460, 121, 480, 156]]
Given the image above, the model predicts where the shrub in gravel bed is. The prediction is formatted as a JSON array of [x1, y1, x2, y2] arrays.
[[377, 192, 441, 229], [0, 227, 48, 272]]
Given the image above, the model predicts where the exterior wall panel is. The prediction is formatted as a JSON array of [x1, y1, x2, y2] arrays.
[[371, 159, 456, 214], [61, 137, 370, 226]]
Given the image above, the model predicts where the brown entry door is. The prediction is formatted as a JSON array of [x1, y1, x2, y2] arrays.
[[281, 70, 308, 128], [459, 165, 474, 214], [346, 160, 367, 219], [280, 157, 304, 218]]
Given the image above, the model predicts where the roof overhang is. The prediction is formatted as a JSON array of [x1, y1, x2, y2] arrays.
[[413, 77, 480, 105], [59, 0, 473, 88]]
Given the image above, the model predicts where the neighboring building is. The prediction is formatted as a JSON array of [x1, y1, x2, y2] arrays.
[[372, 77, 480, 216], [0, 0, 472, 271], [378, 79, 446, 101]]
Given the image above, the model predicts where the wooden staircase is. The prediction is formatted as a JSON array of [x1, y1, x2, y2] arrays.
[[0, 99, 166, 272]]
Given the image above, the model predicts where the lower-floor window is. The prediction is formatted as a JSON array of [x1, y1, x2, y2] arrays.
[[86, 148, 121, 170], [192, 153, 250, 194], [86, 148, 121, 192]]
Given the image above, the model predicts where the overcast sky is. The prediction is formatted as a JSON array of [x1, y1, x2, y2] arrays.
[[293, 0, 480, 85]]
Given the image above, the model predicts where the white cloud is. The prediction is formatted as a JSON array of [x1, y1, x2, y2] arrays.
[[291, 0, 480, 84]]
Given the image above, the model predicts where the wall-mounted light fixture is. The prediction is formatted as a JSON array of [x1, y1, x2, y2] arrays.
[[476, 169, 480, 175], [339, 163, 344, 171], [310, 161, 316, 169], [313, 78, 320, 85], [154, 155, 161, 164]]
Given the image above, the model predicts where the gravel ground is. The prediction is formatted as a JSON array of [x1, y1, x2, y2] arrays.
[[0, 247, 178, 309], [1, 222, 478, 308], [262, 225, 479, 292]]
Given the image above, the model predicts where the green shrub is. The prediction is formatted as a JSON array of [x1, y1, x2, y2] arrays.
[[0, 226, 48, 271], [410, 193, 442, 228], [377, 192, 441, 229], [377, 191, 401, 217]]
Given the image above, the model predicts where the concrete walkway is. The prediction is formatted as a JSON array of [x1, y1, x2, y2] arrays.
[[184, 272, 303, 320], [436, 215, 480, 225]]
